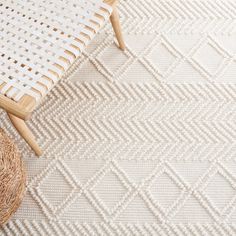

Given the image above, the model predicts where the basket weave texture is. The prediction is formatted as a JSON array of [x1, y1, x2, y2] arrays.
[[0, 129, 26, 225]]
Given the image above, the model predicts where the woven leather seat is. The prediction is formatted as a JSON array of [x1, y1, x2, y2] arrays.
[[0, 0, 125, 155], [0, 0, 112, 103]]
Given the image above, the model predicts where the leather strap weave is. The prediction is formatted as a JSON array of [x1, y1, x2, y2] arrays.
[[0, 0, 112, 102]]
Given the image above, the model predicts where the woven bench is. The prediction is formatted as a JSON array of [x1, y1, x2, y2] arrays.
[[0, 0, 125, 156]]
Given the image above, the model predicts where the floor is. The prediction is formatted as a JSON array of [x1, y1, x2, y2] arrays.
[[1, 0, 236, 235]]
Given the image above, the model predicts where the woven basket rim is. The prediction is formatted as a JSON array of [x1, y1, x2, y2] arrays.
[[0, 129, 26, 226]]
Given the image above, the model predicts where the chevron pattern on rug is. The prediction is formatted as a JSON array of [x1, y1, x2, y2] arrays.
[[1, 0, 236, 235]]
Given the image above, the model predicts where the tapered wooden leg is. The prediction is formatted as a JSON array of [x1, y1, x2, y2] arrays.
[[7, 113, 42, 156], [110, 6, 125, 50]]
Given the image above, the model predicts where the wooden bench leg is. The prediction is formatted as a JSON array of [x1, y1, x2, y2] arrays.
[[7, 113, 42, 156], [110, 6, 125, 50]]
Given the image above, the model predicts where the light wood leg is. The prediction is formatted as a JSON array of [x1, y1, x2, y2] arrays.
[[110, 6, 125, 50], [7, 113, 42, 156]]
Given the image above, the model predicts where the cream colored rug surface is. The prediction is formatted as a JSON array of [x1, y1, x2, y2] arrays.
[[1, 0, 236, 235]]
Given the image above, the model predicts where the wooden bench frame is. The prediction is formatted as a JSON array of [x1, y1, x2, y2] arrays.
[[0, 0, 125, 156]]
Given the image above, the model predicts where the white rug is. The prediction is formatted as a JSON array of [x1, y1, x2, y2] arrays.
[[1, 0, 236, 235]]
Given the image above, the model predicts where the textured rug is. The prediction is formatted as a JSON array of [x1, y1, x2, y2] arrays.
[[1, 0, 236, 235]]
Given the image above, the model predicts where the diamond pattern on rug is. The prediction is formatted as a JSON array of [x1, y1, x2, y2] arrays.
[[1, 0, 236, 235], [38, 168, 73, 208], [204, 172, 236, 210], [149, 172, 182, 210]]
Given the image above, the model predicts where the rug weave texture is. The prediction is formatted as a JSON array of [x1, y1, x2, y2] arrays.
[[1, 0, 236, 235]]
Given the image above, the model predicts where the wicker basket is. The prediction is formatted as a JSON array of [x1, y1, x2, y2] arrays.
[[0, 129, 26, 225]]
